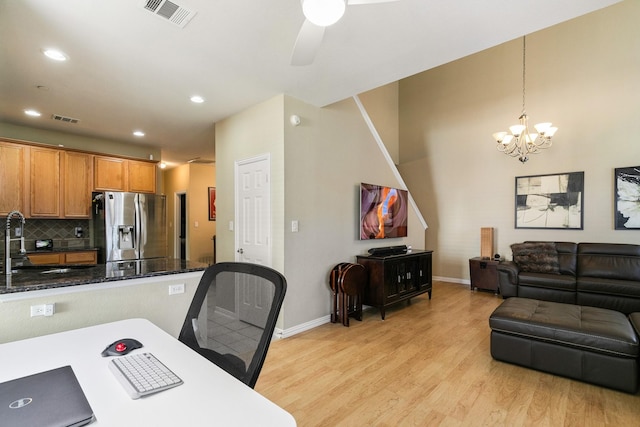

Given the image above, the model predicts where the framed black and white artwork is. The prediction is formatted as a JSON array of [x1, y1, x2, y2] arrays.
[[515, 171, 584, 229], [614, 166, 640, 230]]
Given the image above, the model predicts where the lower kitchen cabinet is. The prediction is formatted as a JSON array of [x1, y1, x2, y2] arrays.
[[28, 250, 98, 265]]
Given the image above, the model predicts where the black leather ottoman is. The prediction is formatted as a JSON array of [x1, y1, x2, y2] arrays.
[[489, 297, 639, 393]]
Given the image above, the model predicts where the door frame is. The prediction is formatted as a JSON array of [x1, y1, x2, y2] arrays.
[[174, 191, 187, 260]]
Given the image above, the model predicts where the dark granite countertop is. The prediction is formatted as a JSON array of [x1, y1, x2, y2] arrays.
[[25, 248, 99, 254], [1, 258, 208, 295]]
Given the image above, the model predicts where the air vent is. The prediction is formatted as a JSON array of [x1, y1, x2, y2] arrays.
[[143, 0, 197, 28], [51, 114, 79, 124]]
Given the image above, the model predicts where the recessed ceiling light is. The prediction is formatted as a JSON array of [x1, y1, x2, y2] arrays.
[[24, 109, 41, 117], [190, 95, 204, 103], [159, 162, 167, 169], [133, 131, 145, 137], [42, 49, 68, 61]]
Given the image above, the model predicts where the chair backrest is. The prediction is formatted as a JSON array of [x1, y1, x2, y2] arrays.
[[178, 262, 287, 388]]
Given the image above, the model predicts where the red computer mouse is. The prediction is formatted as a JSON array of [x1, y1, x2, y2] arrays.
[[101, 338, 143, 357]]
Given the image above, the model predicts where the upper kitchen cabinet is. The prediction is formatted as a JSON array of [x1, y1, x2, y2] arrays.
[[94, 156, 126, 191], [64, 151, 93, 218], [127, 160, 156, 193], [94, 156, 156, 193], [30, 146, 61, 217], [0, 141, 27, 216]]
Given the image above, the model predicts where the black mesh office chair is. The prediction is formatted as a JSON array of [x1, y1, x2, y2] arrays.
[[178, 262, 287, 388]]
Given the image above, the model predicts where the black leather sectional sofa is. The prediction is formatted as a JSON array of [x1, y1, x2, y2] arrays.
[[497, 242, 640, 314], [490, 242, 640, 393]]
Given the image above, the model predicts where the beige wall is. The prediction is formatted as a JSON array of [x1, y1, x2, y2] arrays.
[[216, 93, 425, 331], [359, 82, 400, 165], [398, 0, 640, 281], [162, 163, 216, 263], [0, 272, 202, 344], [188, 163, 217, 263]]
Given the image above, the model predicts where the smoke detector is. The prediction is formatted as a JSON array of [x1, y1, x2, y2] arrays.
[[143, 0, 197, 28]]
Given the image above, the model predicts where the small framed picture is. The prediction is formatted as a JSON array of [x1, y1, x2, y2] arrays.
[[208, 187, 216, 221], [614, 166, 640, 230]]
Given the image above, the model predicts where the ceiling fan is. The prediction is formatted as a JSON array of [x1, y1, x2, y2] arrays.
[[291, 0, 399, 66]]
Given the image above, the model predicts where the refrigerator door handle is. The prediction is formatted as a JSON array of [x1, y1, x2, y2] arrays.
[[135, 194, 141, 259]]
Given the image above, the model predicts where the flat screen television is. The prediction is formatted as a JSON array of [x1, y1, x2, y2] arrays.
[[360, 183, 408, 240]]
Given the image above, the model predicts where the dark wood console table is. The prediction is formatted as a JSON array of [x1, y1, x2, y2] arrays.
[[356, 250, 433, 320]]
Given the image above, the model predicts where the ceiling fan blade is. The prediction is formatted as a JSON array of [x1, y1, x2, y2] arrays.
[[347, 0, 399, 4], [291, 19, 326, 66]]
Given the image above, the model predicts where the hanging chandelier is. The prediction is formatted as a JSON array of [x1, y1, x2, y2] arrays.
[[492, 36, 557, 163]]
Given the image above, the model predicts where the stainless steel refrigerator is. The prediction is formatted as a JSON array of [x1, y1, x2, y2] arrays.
[[91, 191, 166, 264]]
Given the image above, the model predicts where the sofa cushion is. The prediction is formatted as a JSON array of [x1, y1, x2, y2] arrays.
[[577, 243, 640, 281], [511, 242, 560, 274], [519, 272, 577, 291]]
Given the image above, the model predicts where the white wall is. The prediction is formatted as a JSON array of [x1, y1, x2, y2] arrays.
[[398, 1, 640, 281]]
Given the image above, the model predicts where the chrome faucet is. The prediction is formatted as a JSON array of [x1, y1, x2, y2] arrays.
[[5, 210, 26, 276]]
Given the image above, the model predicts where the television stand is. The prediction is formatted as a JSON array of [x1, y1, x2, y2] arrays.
[[356, 249, 433, 320]]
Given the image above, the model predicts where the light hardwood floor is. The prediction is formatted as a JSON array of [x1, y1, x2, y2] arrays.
[[256, 281, 640, 426]]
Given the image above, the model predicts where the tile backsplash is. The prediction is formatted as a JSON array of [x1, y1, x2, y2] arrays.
[[1, 219, 91, 256]]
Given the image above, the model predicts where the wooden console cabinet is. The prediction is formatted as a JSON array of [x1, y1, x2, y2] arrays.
[[356, 250, 433, 320]]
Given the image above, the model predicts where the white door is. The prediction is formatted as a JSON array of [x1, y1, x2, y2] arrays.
[[235, 154, 272, 326]]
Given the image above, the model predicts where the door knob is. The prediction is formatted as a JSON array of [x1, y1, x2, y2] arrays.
[[237, 248, 244, 254]]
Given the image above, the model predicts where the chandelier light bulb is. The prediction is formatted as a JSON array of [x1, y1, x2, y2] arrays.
[[303, 0, 346, 27], [534, 122, 552, 134], [509, 124, 525, 137]]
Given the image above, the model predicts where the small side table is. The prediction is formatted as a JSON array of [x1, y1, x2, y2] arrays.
[[469, 257, 500, 294]]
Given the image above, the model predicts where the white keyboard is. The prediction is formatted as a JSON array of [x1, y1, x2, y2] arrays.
[[108, 352, 183, 399]]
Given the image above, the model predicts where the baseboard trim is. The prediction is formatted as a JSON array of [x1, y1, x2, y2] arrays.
[[435, 275, 470, 285], [275, 315, 331, 339]]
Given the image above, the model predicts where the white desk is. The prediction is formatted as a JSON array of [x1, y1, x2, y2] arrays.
[[0, 318, 296, 426]]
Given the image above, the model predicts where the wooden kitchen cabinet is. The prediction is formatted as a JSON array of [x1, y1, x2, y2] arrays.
[[28, 250, 97, 265], [94, 156, 127, 191], [1, 139, 159, 217], [63, 151, 93, 218], [94, 156, 157, 193], [30, 146, 61, 217], [0, 141, 27, 216], [127, 159, 156, 193]]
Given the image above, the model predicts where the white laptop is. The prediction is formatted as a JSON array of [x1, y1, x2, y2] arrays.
[[0, 365, 95, 427]]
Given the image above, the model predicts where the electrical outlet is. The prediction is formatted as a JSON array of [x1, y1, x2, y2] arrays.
[[31, 304, 45, 317], [169, 284, 185, 295], [30, 303, 56, 317], [44, 303, 55, 316]]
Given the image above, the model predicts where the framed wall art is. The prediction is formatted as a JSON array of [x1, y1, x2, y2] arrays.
[[208, 187, 216, 221], [515, 171, 584, 229], [614, 166, 640, 230]]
